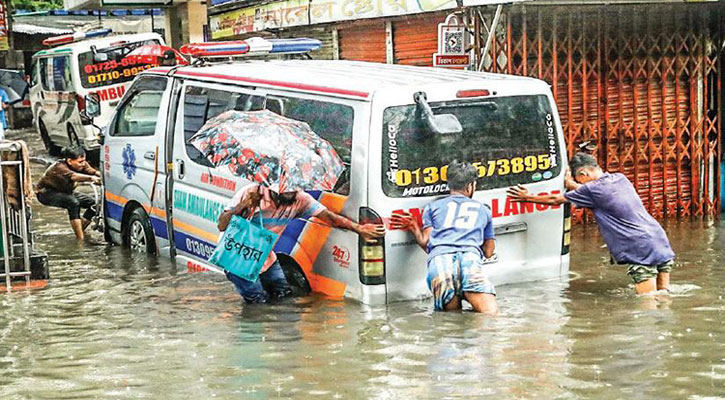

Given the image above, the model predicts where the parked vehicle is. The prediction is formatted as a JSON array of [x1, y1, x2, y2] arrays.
[[29, 29, 164, 159], [97, 38, 571, 305]]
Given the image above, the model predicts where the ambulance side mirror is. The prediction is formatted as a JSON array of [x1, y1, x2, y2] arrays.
[[93, 52, 108, 63], [413, 91, 463, 136], [84, 93, 101, 119]]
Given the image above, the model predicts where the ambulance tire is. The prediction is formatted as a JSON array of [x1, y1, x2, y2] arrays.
[[38, 119, 61, 156], [124, 208, 157, 255], [278, 255, 311, 295]]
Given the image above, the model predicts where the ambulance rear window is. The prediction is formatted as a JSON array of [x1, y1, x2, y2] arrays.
[[77, 39, 160, 89], [381, 95, 562, 198]]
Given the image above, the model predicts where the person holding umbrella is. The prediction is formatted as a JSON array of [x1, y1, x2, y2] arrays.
[[0, 86, 9, 139], [218, 182, 386, 303], [0, 69, 31, 139]]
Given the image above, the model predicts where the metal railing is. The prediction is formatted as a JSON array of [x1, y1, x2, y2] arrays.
[[0, 142, 32, 290]]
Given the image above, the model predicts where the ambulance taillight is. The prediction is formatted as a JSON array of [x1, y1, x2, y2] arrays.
[[358, 207, 386, 285], [562, 202, 571, 255]]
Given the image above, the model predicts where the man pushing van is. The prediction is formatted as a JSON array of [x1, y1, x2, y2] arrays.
[[390, 161, 499, 315], [218, 183, 386, 304], [507, 152, 675, 294]]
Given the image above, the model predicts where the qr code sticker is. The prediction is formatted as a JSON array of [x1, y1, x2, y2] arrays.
[[444, 31, 464, 54]]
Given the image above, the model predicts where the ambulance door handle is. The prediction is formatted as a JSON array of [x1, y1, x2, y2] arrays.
[[144, 151, 155, 160], [177, 159, 185, 179]]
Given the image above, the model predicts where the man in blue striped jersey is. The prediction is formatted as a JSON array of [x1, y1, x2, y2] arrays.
[[391, 160, 498, 314]]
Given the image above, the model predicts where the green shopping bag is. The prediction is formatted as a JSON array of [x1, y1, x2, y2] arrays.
[[209, 214, 279, 282]]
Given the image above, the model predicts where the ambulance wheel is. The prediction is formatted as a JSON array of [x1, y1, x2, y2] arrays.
[[38, 119, 61, 156], [124, 208, 156, 255], [278, 255, 311, 295]]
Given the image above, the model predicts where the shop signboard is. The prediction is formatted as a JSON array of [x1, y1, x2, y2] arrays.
[[210, 0, 458, 39], [433, 14, 470, 69], [0, 1, 8, 51]]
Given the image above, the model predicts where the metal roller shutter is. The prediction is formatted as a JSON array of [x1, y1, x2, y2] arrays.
[[477, 4, 721, 220], [393, 15, 445, 67], [338, 23, 387, 63]]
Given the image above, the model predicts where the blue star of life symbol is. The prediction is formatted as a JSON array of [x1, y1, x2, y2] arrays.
[[122, 143, 137, 180]]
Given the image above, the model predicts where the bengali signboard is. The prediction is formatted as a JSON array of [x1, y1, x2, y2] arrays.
[[210, 0, 458, 39], [0, 1, 8, 51]]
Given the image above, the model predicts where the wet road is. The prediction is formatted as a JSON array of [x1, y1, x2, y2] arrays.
[[1, 129, 724, 399]]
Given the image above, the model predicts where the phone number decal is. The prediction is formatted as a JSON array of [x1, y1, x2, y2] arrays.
[[395, 154, 553, 187], [84, 58, 143, 74], [85, 64, 154, 85]]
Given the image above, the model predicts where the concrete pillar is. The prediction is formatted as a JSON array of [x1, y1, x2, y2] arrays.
[[165, 1, 207, 48], [187, 1, 207, 43]]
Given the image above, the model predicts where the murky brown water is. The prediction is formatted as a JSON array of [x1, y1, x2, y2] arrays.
[[1, 129, 724, 399]]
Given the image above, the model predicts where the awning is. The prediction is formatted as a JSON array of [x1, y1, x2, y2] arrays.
[[11, 23, 72, 35]]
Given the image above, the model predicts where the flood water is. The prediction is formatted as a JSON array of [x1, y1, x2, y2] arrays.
[[2, 129, 724, 399]]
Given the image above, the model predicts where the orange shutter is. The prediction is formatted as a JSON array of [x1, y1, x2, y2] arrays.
[[393, 15, 444, 67], [338, 24, 386, 63]]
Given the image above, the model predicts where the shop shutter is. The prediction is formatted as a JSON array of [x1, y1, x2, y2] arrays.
[[393, 15, 444, 67], [338, 24, 386, 63], [479, 5, 721, 220]]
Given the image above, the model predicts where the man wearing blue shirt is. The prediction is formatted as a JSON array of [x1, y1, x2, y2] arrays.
[[508, 152, 675, 294], [391, 161, 498, 314], [0, 87, 9, 138]]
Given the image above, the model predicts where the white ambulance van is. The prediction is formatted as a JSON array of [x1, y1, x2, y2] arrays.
[[95, 38, 571, 305], [30, 29, 164, 158]]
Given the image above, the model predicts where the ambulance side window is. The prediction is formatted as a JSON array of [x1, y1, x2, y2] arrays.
[[39, 58, 51, 91], [265, 95, 354, 195], [30, 60, 38, 87], [51, 57, 73, 92], [111, 77, 167, 137], [183, 86, 264, 167]]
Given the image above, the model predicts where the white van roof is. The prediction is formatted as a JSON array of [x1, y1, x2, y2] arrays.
[[33, 32, 163, 58], [148, 60, 547, 101]]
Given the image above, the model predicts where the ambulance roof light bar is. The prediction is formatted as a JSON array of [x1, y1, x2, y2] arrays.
[[179, 37, 322, 59], [42, 28, 113, 47]]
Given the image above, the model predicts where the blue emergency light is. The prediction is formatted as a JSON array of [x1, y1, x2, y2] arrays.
[[268, 38, 322, 54]]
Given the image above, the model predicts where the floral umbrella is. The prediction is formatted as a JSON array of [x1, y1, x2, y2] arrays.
[[189, 110, 344, 192]]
